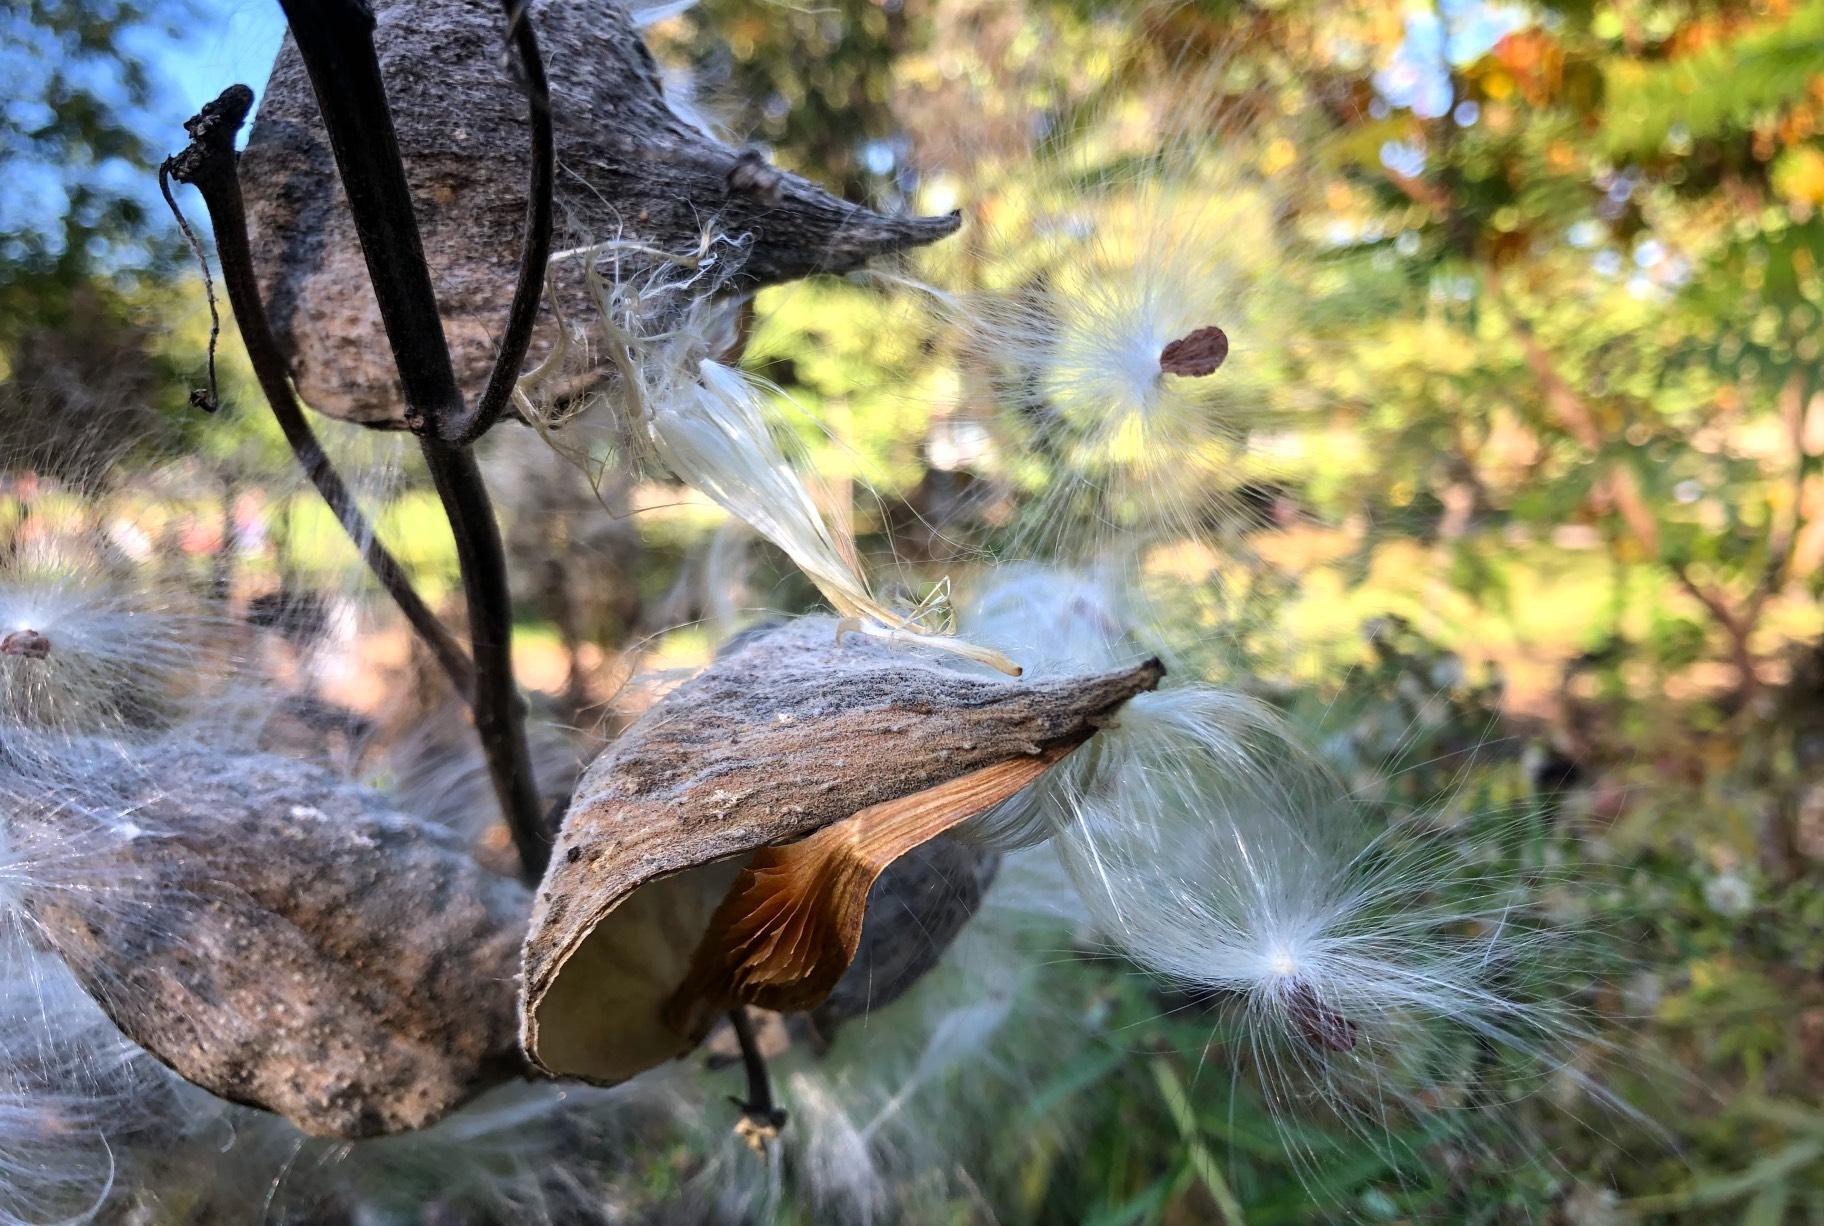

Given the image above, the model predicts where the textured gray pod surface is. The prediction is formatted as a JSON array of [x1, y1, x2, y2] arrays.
[[6, 744, 531, 1139], [239, 0, 961, 428]]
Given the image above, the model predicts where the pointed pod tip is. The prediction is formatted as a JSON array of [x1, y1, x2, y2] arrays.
[[791, 200, 964, 274], [907, 209, 965, 243]]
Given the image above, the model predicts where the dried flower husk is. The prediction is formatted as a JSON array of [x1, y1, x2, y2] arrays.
[[239, 0, 961, 429], [5, 743, 531, 1139], [520, 617, 1162, 1085]]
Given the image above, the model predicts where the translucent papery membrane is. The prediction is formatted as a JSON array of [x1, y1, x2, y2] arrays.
[[648, 360, 1019, 673]]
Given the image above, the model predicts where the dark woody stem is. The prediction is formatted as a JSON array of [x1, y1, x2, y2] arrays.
[[243, 0, 552, 882], [444, 0, 555, 447], [162, 85, 476, 702], [728, 1007, 788, 1138]]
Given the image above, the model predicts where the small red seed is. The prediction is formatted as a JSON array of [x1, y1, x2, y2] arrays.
[[1287, 981, 1358, 1053], [0, 628, 51, 660], [1159, 326, 1230, 377]]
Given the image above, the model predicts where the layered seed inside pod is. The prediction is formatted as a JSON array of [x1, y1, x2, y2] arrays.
[[520, 617, 1163, 1085], [3, 743, 531, 1139], [807, 833, 1002, 1040]]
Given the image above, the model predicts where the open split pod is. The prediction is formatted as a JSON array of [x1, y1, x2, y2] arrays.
[[520, 615, 1164, 1085]]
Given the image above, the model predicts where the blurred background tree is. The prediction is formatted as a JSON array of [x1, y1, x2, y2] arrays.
[[0, 0, 205, 480]]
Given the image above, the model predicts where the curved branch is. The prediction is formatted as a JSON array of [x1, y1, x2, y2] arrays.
[[443, 0, 555, 446], [163, 86, 476, 702], [272, 0, 551, 881]]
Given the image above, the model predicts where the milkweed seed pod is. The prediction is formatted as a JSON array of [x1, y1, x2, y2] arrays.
[[520, 616, 1162, 1085], [239, 0, 961, 429], [3, 742, 531, 1138]]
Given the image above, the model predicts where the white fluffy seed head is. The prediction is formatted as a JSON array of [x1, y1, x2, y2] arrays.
[[0, 533, 231, 772], [0, 947, 138, 1225], [952, 568, 1626, 1169], [1047, 696, 1626, 1170], [957, 562, 1136, 677]]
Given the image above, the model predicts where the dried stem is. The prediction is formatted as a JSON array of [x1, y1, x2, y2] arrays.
[[156, 165, 221, 414], [727, 1007, 787, 1147], [421, 436, 550, 880], [268, 0, 552, 880], [162, 85, 476, 700], [443, 0, 555, 446]]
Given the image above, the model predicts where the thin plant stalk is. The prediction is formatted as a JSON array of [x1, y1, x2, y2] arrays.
[[161, 85, 476, 701], [233, 0, 552, 881]]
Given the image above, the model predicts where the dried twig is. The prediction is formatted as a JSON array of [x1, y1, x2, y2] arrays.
[[162, 85, 476, 700], [274, 0, 552, 881], [726, 1007, 787, 1149], [155, 165, 221, 414]]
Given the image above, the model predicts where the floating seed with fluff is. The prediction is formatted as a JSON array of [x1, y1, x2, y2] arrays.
[[949, 568, 1632, 1174], [898, 58, 1343, 564]]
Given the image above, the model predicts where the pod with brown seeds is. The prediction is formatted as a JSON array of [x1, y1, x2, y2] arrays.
[[520, 617, 1163, 1085], [4, 744, 531, 1139]]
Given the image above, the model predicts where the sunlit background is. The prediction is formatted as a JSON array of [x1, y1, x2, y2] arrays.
[[8, 0, 1824, 1220]]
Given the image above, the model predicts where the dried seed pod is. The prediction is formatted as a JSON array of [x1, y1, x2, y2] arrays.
[[520, 617, 1162, 1085], [5, 744, 531, 1139], [239, 0, 961, 429]]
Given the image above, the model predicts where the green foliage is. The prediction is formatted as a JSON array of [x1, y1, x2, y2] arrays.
[[0, 0, 191, 301], [1602, 0, 1824, 156]]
